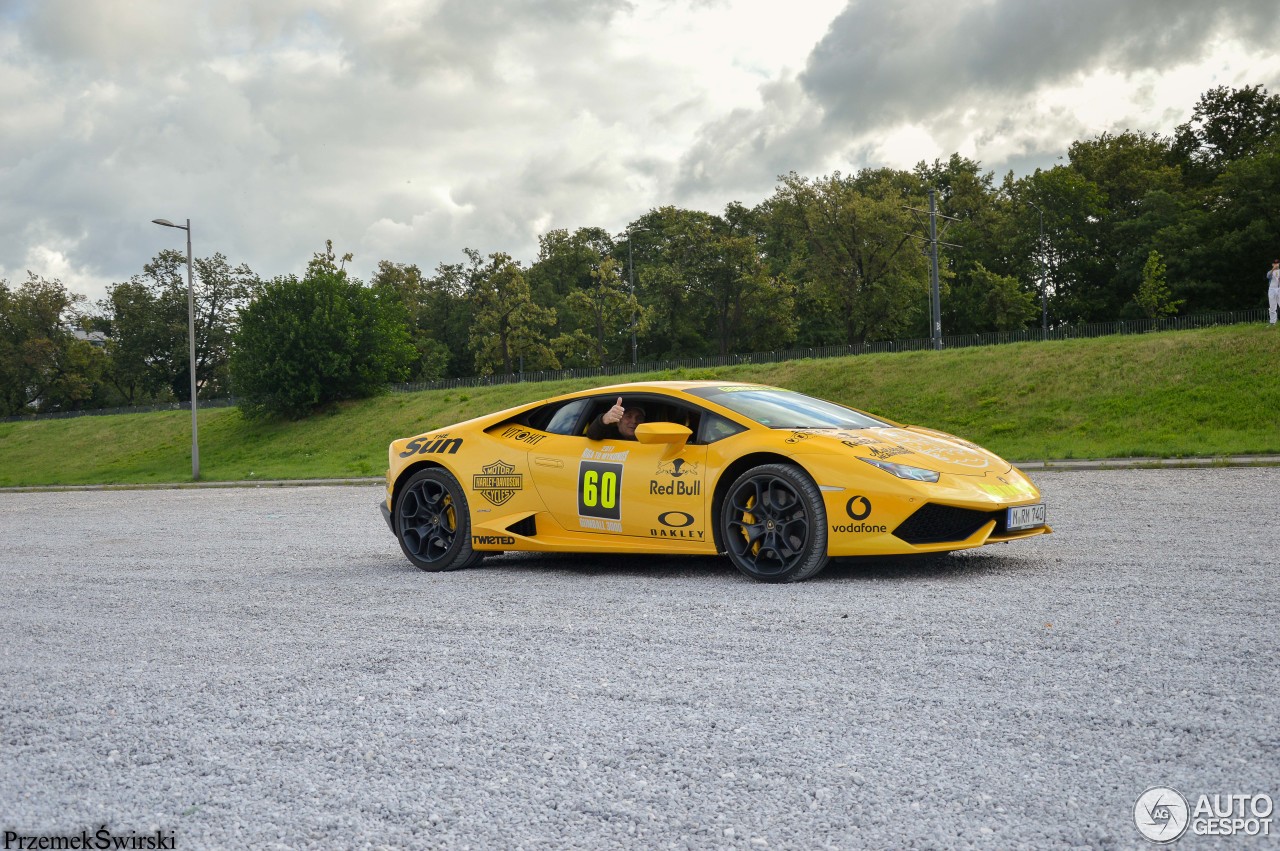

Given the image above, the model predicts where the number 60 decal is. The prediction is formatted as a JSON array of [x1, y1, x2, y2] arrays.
[[578, 461, 623, 520]]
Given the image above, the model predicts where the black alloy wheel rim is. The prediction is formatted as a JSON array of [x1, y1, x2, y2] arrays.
[[399, 478, 458, 563], [725, 474, 810, 576]]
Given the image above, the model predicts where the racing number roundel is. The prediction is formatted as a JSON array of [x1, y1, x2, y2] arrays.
[[579, 461, 623, 520]]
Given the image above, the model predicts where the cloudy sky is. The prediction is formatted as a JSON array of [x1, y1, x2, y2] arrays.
[[3, 0, 1279, 306]]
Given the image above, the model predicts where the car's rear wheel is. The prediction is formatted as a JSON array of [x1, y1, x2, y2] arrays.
[[720, 463, 829, 583], [395, 468, 484, 572]]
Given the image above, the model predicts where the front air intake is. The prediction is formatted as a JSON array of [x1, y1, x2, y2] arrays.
[[893, 503, 1000, 545]]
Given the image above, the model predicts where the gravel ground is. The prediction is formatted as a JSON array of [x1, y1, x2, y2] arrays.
[[1, 468, 1276, 850]]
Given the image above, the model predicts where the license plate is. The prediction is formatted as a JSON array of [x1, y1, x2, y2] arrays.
[[1006, 503, 1046, 531]]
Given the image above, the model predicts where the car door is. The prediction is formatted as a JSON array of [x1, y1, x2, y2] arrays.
[[612, 432, 709, 545], [525, 395, 710, 545]]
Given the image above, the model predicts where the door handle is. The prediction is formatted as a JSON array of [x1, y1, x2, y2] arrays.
[[533, 457, 563, 468]]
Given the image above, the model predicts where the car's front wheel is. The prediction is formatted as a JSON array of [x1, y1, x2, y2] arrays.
[[394, 468, 484, 572], [720, 463, 829, 583]]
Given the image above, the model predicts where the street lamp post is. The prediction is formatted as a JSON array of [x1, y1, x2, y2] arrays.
[[151, 217, 200, 480]]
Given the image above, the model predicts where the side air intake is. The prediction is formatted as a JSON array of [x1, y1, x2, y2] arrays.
[[506, 515, 537, 537]]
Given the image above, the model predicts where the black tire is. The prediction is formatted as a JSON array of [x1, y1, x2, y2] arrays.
[[394, 468, 484, 572], [720, 463, 829, 583]]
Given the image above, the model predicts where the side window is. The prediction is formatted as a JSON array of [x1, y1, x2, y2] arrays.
[[667, 405, 701, 441], [544, 398, 592, 436], [699, 412, 746, 444], [585, 397, 617, 424], [588, 396, 704, 441]]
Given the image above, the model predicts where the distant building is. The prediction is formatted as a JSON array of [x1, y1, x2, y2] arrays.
[[71, 328, 109, 348]]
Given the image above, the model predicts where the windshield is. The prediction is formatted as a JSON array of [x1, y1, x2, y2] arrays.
[[684, 386, 890, 430]]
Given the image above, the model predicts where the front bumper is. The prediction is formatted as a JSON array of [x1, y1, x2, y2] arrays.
[[379, 499, 393, 533]]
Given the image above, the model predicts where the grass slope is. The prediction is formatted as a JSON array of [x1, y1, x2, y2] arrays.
[[1, 324, 1277, 487]]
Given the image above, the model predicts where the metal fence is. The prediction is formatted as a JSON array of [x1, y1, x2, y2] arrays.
[[1, 396, 240, 423], [387, 307, 1268, 392], [3, 307, 1268, 423]]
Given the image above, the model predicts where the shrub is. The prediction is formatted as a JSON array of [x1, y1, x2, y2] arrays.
[[231, 269, 414, 419]]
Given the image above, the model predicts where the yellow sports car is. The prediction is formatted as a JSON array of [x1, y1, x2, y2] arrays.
[[380, 381, 1050, 582]]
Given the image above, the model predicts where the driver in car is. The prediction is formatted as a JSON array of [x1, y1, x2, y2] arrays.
[[586, 397, 646, 441]]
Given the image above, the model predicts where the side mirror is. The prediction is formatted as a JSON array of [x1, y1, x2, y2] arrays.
[[634, 422, 692, 445]]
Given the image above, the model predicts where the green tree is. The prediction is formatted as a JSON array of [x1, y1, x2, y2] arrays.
[[95, 279, 168, 404], [0, 274, 106, 415], [767, 171, 929, 345], [527, 227, 615, 338], [1173, 85, 1280, 184], [950, 263, 1039, 332], [1069, 131, 1181, 213], [527, 227, 656, 368], [94, 249, 258, 401], [916, 154, 1039, 336], [712, 202, 798, 355], [231, 245, 414, 418], [423, 262, 478, 378], [636, 262, 701, 357], [625, 208, 707, 357], [1056, 131, 1187, 320], [559, 256, 648, 367], [1016, 166, 1108, 323], [626, 206, 795, 357], [701, 229, 795, 357], [1171, 138, 1280, 310], [467, 250, 559, 375], [370, 260, 466, 381], [1133, 250, 1183, 319]]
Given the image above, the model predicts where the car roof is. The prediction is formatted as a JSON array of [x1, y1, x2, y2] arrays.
[[434, 381, 784, 437], [560, 380, 774, 396]]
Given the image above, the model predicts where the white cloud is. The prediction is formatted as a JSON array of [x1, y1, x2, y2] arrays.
[[0, 0, 1277, 308]]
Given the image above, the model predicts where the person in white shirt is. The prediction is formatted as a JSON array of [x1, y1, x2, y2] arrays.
[[1268, 260, 1280, 326]]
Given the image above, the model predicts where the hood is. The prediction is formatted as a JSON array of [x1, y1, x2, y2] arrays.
[[785, 426, 1012, 477]]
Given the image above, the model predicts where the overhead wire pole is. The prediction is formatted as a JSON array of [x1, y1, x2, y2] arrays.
[[905, 189, 961, 351], [929, 190, 941, 350]]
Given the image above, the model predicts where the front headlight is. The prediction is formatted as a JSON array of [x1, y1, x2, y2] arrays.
[[858, 457, 940, 482]]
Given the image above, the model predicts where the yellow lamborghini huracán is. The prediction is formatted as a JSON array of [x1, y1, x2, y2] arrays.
[[380, 382, 1050, 583]]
